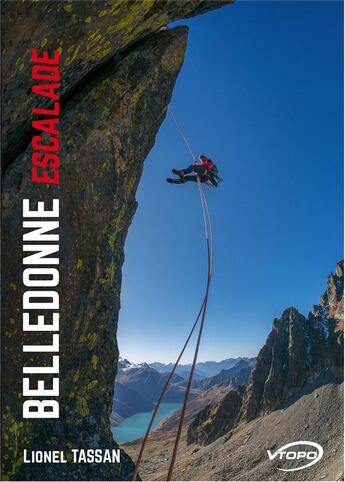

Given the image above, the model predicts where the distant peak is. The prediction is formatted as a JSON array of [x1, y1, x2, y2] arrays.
[[336, 259, 344, 278]]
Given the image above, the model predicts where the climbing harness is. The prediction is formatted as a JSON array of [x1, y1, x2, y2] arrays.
[[131, 105, 214, 481]]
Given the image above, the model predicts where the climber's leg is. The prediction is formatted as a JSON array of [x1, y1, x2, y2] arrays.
[[172, 165, 194, 177], [183, 175, 200, 183], [166, 177, 186, 184]]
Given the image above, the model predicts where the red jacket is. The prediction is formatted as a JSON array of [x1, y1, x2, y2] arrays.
[[201, 159, 214, 171]]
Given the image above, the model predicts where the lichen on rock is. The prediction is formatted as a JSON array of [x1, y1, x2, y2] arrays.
[[2, 23, 190, 482], [1, 0, 232, 168], [2, 1, 233, 479]]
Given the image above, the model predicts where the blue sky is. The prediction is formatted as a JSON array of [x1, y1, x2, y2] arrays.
[[118, 1, 343, 364]]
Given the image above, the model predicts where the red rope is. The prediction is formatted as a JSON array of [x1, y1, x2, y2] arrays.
[[131, 106, 213, 480], [166, 236, 212, 480], [131, 295, 207, 481]]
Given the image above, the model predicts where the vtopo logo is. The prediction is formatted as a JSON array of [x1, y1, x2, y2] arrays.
[[267, 441, 323, 472]]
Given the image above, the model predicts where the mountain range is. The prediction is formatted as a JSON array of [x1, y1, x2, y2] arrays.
[[149, 357, 254, 379], [112, 357, 255, 423], [187, 260, 344, 446], [124, 261, 344, 481]]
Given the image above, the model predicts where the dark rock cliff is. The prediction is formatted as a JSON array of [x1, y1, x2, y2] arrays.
[[187, 261, 344, 446], [2, 0, 232, 169], [1, 2, 232, 480]]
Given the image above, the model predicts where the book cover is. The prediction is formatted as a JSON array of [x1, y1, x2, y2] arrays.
[[1, 1, 343, 481]]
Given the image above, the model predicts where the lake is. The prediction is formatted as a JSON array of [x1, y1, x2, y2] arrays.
[[112, 402, 182, 444]]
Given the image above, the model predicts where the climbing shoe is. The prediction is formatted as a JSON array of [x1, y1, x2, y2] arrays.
[[167, 178, 183, 184]]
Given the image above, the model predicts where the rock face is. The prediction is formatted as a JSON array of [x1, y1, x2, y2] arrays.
[[187, 261, 344, 446], [1, 2, 232, 480], [136, 382, 343, 481], [187, 386, 245, 446], [2, 0, 232, 168]]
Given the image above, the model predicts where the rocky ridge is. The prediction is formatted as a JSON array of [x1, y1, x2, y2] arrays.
[[187, 261, 344, 446], [199, 358, 255, 391], [149, 356, 253, 379], [125, 381, 343, 481]]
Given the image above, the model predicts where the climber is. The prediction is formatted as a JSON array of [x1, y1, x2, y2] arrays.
[[166, 155, 222, 187]]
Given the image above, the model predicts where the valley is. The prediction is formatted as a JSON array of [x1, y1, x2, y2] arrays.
[[111, 357, 255, 440], [120, 261, 344, 480]]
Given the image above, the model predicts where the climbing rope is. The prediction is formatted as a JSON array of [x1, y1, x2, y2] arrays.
[[131, 294, 208, 482], [131, 105, 214, 481], [166, 236, 212, 480], [167, 105, 199, 165]]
